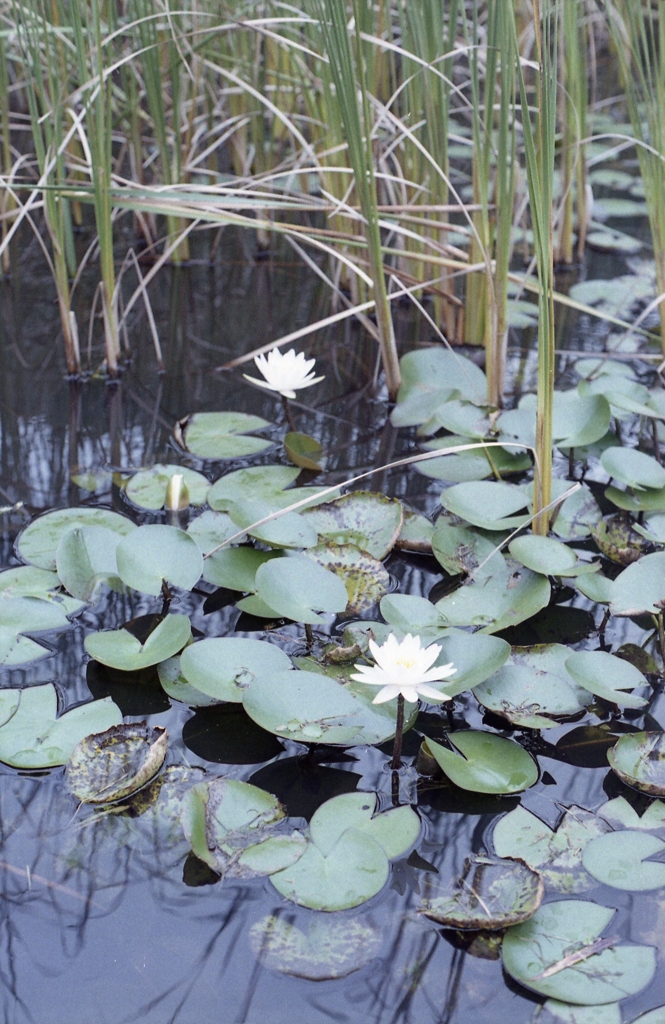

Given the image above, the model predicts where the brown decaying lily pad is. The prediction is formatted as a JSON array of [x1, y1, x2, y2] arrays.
[[66, 722, 168, 804], [608, 732, 665, 797], [420, 854, 544, 930]]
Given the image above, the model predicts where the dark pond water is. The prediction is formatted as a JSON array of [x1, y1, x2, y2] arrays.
[[1, 210, 664, 1024]]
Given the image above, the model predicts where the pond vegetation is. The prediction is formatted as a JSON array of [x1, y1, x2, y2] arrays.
[[4, 1, 665, 1022]]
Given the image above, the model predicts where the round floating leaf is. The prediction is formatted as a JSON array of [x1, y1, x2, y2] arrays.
[[0, 683, 121, 769], [0, 595, 75, 667], [125, 464, 209, 510], [243, 669, 408, 746], [85, 614, 191, 671], [551, 485, 603, 541], [308, 793, 420, 859], [417, 437, 530, 482], [432, 520, 499, 575], [439, 481, 529, 531], [432, 399, 491, 439], [306, 544, 390, 614], [586, 228, 642, 254], [582, 830, 665, 891], [157, 656, 221, 707], [228, 500, 318, 549], [601, 447, 665, 491], [395, 509, 434, 553], [552, 392, 611, 449], [502, 899, 656, 1005], [390, 348, 487, 428], [598, 796, 665, 831], [55, 526, 124, 603], [545, 1000, 621, 1024], [435, 557, 551, 634], [508, 535, 595, 578], [17, 506, 136, 570], [565, 650, 648, 709], [605, 484, 665, 513], [302, 491, 403, 560], [186, 510, 240, 554], [203, 547, 282, 591], [254, 554, 348, 624], [608, 733, 665, 796], [609, 552, 665, 616], [426, 731, 538, 794], [576, 572, 613, 604], [207, 465, 319, 512], [179, 411, 273, 459], [428, 631, 511, 699], [67, 723, 167, 804], [179, 637, 292, 702], [270, 828, 389, 911], [493, 805, 610, 894], [420, 854, 543, 930], [249, 915, 382, 980], [0, 565, 82, 613], [116, 525, 203, 595], [379, 593, 448, 639], [284, 432, 323, 471]]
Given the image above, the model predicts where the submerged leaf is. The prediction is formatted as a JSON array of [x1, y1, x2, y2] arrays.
[[67, 723, 167, 804], [249, 915, 382, 980]]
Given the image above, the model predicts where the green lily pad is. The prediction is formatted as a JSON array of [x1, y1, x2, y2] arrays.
[[502, 899, 656, 1005], [575, 571, 614, 604], [553, 392, 612, 449], [493, 805, 611, 894], [609, 552, 665, 616], [254, 554, 348, 624], [586, 228, 643, 254], [631, 1007, 665, 1024], [379, 593, 449, 639], [55, 526, 125, 602], [203, 547, 282, 591], [242, 669, 409, 746], [0, 683, 121, 769], [156, 656, 221, 707], [598, 796, 665, 831], [390, 348, 487, 428], [395, 509, 434, 553], [305, 543, 390, 614], [417, 436, 530, 482], [428, 632, 511, 698], [580, 376, 662, 420], [544, 1000, 621, 1024], [301, 491, 403, 560], [0, 595, 77, 666], [565, 650, 648, 709], [0, 565, 83, 614], [207, 465, 327, 514], [177, 637, 292, 702], [125, 464, 209, 510], [439, 481, 530, 531], [420, 854, 543, 930], [601, 447, 665, 491], [67, 723, 168, 804], [431, 519, 500, 574], [605, 484, 665, 513], [85, 614, 191, 671], [228, 500, 319, 549], [608, 733, 665, 796], [178, 411, 273, 459], [434, 556, 551, 634], [284, 432, 323, 471], [474, 644, 591, 729], [431, 400, 492, 439], [249, 915, 382, 980], [308, 793, 420, 859], [508, 535, 597, 577], [426, 731, 538, 794], [116, 525, 203, 595], [582, 830, 665, 891], [186, 510, 240, 554], [591, 516, 647, 565], [17, 506, 136, 570]]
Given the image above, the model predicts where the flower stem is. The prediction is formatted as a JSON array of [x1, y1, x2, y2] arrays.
[[391, 694, 405, 770], [304, 623, 314, 650], [281, 394, 297, 433]]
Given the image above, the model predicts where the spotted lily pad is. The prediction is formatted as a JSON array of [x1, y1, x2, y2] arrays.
[[301, 491, 403, 560], [0, 683, 121, 769], [426, 731, 538, 794], [609, 552, 665, 616], [125, 464, 209, 510], [116, 525, 203, 595], [175, 637, 292, 702], [55, 526, 125, 602], [420, 854, 544, 930], [434, 555, 551, 634], [608, 733, 665, 796], [254, 554, 348, 624], [502, 900, 656, 1005], [249, 915, 382, 980], [305, 543, 390, 614], [17, 506, 136, 571], [186, 510, 240, 554], [591, 517, 646, 565], [177, 411, 273, 459], [67, 723, 167, 804], [84, 614, 191, 671], [582, 830, 665, 891]]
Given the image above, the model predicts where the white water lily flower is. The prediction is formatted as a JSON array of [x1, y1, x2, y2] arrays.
[[243, 348, 324, 399], [351, 632, 456, 705]]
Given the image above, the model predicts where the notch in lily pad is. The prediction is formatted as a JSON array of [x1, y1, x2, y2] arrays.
[[425, 731, 538, 794], [116, 524, 203, 595], [176, 411, 274, 459], [85, 614, 191, 671], [125, 464, 209, 510]]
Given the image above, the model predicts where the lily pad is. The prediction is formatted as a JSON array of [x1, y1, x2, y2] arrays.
[[431, 519, 500, 575], [609, 552, 665, 616], [228, 500, 319, 549], [601, 447, 665, 491], [55, 526, 124, 602], [177, 637, 292, 703], [207, 465, 326, 514], [439, 481, 529, 531], [586, 227, 643, 254], [417, 437, 530, 482], [544, 1000, 621, 1024], [249, 915, 382, 980], [302, 491, 403, 560], [0, 565, 83, 614], [565, 650, 648, 709], [420, 854, 543, 930], [390, 348, 487, 428], [591, 516, 646, 565], [203, 547, 282, 591], [186, 510, 240, 554], [17, 506, 136, 571], [608, 733, 665, 796], [254, 554, 348, 624], [598, 796, 665, 831], [434, 556, 551, 634], [157, 656, 221, 707], [284, 432, 323, 471], [242, 669, 410, 746], [67, 723, 168, 804], [85, 614, 191, 671], [582, 830, 665, 891], [508, 535, 597, 578], [0, 683, 121, 769], [493, 805, 611, 893], [426, 731, 538, 794], [0, 595, 77, 666], [305, 543, 390, 614], [308, 792, 420, 859], [502, 899, 656, 1005], [431, 400, 492, 439], [575, 572, 614, 604], [379, 593, 449, 640], [125, 464, 209, 510], [605, 484, 665, 514], [116, 525, 203, 595], [178, 411, 273, 459], [395, 509, 434, 553]]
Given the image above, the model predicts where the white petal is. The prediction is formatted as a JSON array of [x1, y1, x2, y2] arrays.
[[371, 684, 402, 704], [401, 687, 420, 703], [417, 684, 452, 702], [243, 374, 279, 392]]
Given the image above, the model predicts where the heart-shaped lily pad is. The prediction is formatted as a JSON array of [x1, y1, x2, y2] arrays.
[[608, 733, 665, 796], [0, 596, 76, 666], [508, 535, 598, 578], [502, 900, 656, 1005], [435, 556, 551, 634], [426, 731, 538, 793], [390, 348, 487, 428], [125, 464, 209, 510], [601, 447, 665, 492], [203, 547, 282, 591], [420, 854, 543, 930], [55, 526, 125, 603], [254, 554, 348, 624], [301, 491, 403, 560], [85, 614, 191, 671], [0, 565, 83, 613], [67, 723, 168, 804], [308, 792, 420, 859], [177, 411, 273, 459], [116, 525, 203, 595], [177, 637, 292, 702], [610, 552, 665, 616], [565, 650, 648, 709], [379, 593, 450, 640], [17, 506, 136, 570], [582, 830, 665, 891]]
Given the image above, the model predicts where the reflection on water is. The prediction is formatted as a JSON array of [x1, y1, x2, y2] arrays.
[[0, 228, 664, 1023]]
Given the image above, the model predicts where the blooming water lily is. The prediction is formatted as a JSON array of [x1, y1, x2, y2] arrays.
[[243, 348, 324, 399], [351, 633, 456, 705]]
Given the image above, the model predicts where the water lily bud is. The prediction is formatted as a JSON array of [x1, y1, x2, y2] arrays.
[[165, 473, 190, 511]]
